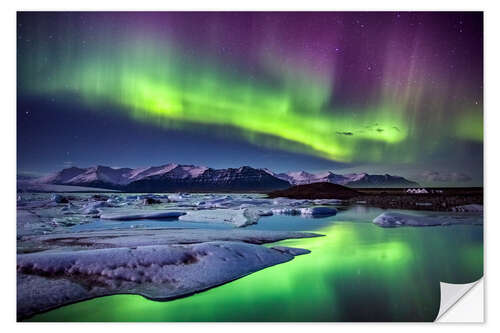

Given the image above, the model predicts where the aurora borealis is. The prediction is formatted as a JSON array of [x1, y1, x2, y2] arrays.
[[17, 12, 483, 185]]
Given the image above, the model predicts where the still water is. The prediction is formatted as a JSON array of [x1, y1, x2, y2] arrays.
[[29, 206, 483, 322]]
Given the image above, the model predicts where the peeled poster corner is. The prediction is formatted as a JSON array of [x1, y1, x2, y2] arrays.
[[436, 279, 484, 323]]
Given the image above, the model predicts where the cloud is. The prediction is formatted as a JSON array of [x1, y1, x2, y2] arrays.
[[417, 171, 472, 183]]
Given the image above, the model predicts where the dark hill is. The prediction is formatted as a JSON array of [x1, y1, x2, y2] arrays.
[[267, 182, 360, 199]]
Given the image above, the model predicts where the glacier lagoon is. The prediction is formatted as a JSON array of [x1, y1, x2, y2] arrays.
[[21, 196, 483, 322]]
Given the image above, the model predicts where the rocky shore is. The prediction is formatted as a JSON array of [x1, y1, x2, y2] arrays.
[[268, 183, 483, 212], [348, 188, 483, 212]]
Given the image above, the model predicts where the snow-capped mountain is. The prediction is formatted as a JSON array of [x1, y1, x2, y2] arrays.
[[34, 164, 290, 192], [268, 170, 419, 188], [127, 166, 290, 192], [31, 164, 419, 192], [34, 164, 209, 189]]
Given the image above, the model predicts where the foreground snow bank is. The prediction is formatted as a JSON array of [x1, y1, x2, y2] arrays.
[[373, 212, 483, 227], [18, 241, 310, 319]]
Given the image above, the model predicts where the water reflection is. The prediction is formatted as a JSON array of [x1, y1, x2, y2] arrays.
[[29, 208, 483, 322]]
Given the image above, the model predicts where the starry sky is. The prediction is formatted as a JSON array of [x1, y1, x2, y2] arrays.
[[17, 12, 483, 186]]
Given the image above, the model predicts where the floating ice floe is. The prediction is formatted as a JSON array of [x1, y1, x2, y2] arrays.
[[51, 216, 91, 227], [373, 212, 483, 227], [272, 206, 337, 217], [312, 199, 343, 205], [300, 206, 338, 216], [256, 209, 273, 216], [17, 241, 311, 320], [271, 207, 301, 215], [271, 197, 312, 206], [100, 210, 186, 221], [168, 193, 190, 202], [79, 200, 113, 215], [179, 208, 259, 227], [51, 194, 68, 203]]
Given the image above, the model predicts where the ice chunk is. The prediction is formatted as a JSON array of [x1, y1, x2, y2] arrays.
[[100, 210, 186, 221], [300, 206, 337, 216], [272, 206, 337, 217], [51, 194, 68, 204], [373, 212, 483, 227], [179, 209, 258, 227], [256, 209, 273, 216], [80, 201, 111, 215], [168, 193, 188, 202], [271, 207, 302, 215], [313, 199, 343, 205]]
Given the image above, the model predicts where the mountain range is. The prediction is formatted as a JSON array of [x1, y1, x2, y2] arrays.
[[29, 164, 419, 192], [266, 169, 419, 188]]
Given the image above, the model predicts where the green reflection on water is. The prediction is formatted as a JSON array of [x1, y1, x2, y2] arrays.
[[29, 220, 483, 322]]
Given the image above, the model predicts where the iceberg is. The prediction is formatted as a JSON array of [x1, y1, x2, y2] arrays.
[[179, 208, 259, 227], [300, 206, 337, 216], [100, 210, 186, 221], [373, 212, 483, 227]]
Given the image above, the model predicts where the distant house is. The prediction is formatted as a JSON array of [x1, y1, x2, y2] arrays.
[[406, 188, 429, 194]]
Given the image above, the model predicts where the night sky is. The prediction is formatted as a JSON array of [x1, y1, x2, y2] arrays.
[[17, 12, 483, 185]]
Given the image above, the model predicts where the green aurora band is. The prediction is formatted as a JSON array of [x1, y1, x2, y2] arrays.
[[19, 24, 482, 164]]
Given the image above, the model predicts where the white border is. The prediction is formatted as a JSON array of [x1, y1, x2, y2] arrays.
[[2, 0, 499, 331]]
